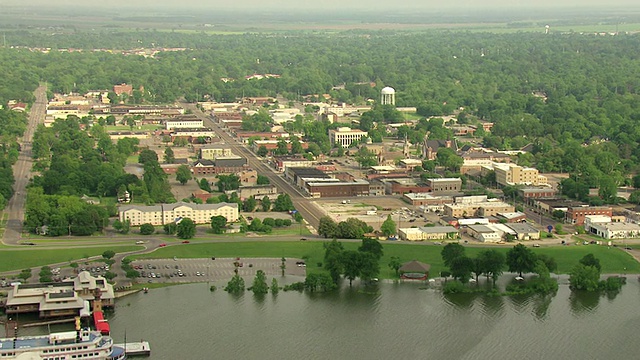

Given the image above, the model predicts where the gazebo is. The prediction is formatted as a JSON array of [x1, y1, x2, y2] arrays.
[[399, 260, 431, 281]]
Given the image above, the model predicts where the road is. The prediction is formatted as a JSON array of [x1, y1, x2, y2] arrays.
[[2, 85, 47, 245], [182, 102, 324, 230]]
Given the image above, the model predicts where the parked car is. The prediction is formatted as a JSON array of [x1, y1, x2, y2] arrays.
[[182, 240, 190, 244], [159, 243, 167, 247], [136, 241, 144, 244]]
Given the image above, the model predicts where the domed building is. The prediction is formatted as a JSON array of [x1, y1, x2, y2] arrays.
[[380, 86, 396, 106]]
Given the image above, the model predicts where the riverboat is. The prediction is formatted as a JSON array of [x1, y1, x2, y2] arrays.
[[0, 327, 125, 359]]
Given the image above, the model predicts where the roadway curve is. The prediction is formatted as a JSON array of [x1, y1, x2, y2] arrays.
[[2, 85, 47, 245], [181, 102, 325, 230]]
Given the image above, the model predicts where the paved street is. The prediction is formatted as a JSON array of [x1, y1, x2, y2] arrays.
[[182, 102, 325, 230], [2, 85, 47, 245]]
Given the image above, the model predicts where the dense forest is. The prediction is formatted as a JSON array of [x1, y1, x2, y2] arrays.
[[3, 30, 640, 198]]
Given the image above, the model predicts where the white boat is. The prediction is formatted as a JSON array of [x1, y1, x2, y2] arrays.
[[0, 328, 126, 359]]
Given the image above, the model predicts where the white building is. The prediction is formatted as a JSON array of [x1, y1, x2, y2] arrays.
[[118, 202, 239, 226], [398, 226, 459, 241], [585, 215, 640, 239], [165, 119, 204, 130], [328, 127, 368, 148]]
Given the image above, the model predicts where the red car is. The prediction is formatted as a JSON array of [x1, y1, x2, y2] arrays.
[[159, 243, 167, 247], [182, 240, 190, 244]]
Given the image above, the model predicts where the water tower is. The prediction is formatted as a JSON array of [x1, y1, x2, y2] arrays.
[[381, 86, 396, 106]]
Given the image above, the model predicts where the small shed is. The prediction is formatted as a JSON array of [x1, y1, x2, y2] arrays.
[[399, 260, 431, 280]]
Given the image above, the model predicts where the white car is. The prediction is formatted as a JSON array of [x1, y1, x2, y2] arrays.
[[135, 241, 144, 245]]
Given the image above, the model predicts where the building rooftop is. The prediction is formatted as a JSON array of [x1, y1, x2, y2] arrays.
[[505, 223, 540, 234], [418, 225, 458, 234]]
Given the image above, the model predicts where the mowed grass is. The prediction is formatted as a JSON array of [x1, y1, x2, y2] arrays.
[[0, 246, 140, 273], [131, 241, 640, 279]]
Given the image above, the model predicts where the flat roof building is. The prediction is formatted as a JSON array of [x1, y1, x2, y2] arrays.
[[119, 202, 239, 226], [329, 127, 368, 148]]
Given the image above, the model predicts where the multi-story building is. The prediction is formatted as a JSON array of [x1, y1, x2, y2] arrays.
[[118, 202, 239, 226], [519, 187, 556, 200], [493, 163, 548, 186], [191, 157, 248, 176], [235, 185, 279, 201], [427, 178, 462, 194], [566, 206, 613, 225], [328, 127, 368, 148], [4, 271, 115, 318], [200, 144, 234, 160], [444, 200, 514, 218], [403, 193, 454, 207]]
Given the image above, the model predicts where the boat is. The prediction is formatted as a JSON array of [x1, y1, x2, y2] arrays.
[[0, 327, 126, 359], [143, 287, 149, 293]]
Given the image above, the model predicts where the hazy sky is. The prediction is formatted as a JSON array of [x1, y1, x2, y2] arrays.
[[5, 0, 640, 11]]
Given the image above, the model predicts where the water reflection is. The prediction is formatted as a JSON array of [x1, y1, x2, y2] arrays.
[[569, 290, 600, 316], [531, 293, 555, 321], [478, 294, 505, 318], [443, 292, 476, 310]]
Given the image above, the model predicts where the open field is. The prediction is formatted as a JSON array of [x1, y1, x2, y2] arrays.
[[130, 241, 640, 280], [0, 246, 140, 273]]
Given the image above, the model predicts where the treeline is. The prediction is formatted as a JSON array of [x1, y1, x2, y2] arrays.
[[0, 109, 27, 209], [2, 31, 640, 184]]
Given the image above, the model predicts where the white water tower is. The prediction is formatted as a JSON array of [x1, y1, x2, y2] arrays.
[[381, 86, 396, 106]]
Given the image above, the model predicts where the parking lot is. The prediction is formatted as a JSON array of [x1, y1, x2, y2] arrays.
[[130, 257, 307, 284]]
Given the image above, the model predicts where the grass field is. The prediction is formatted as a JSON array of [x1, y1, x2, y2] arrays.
[[131, 241, 640, 279], [0, 246, 140, 273]]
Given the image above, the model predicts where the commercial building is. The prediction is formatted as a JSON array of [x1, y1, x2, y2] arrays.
[[380, 178, 431, 195], [506, 223, 540, 241], [118, 202, 239, 226], [191, 157, 248, 176], [200, 144, 234, 160], [398, 226, 459, 241], [273, 156, 315, 172], [585, 216, 640, 239], [328, 127, 368, 148], [403, 193, 454, 207], [4, 271, 115, 318], [566, 206, 613, 225], [235, 185, 279, 201], [519, 187, 557, 199], [306, 179, 370, 198], [165, 117, 204, 130], [493, 163, 548, 186], [444, 200, 514, 218], [427, 178, 462, 194]]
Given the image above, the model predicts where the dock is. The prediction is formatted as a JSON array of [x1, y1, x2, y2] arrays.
[[114, 341, 151, 356]]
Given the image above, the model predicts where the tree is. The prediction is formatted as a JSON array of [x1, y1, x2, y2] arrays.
[[113, 219, 130, 234], [275, 139, 289, 155], [176, 218, 196, 239], [579, 253, 602, 272], [536, 254, 558, 273], [358, 238, 384, 260], [506, 243, 537, 277], [261, 196, 272, 211], [569, 264, 601, 291], [176, 165, 192, 185], [355, 147, 377, 167], [341, 250, 361, 286], [257, 175, 270, 185], [380, 215, 396, 237], [598, 175, 618, 203], [271, 278, 280, 294], [478, 249, 505, 285], [140, 223, 155, 235], [324, 239, 344, 283], [243, 196, 257, 212], [388, 256, 402, 276], [273, 193, 294, 212], [450, 256, 474, 283], [164, 223, 177, 235], [216, 174, 240, 192], [102, 250, 116, 260], [198, 178, 212, 193], [359, 252, 381, 283], [441, 243, 465, 268], [210, 215, 227, 234], [224, 274, 245, 294], [257, 145, 268, 157], [164, 147, 175, 164], [250, 270, 269, 295], [138, 149, 158, 165]]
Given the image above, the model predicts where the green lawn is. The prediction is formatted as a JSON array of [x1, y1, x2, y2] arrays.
[[0, 246, 140, 273], [130, 241, 640, 279]]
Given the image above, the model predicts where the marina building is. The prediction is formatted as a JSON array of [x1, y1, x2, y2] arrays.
[[3, 271, 115, 318]]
